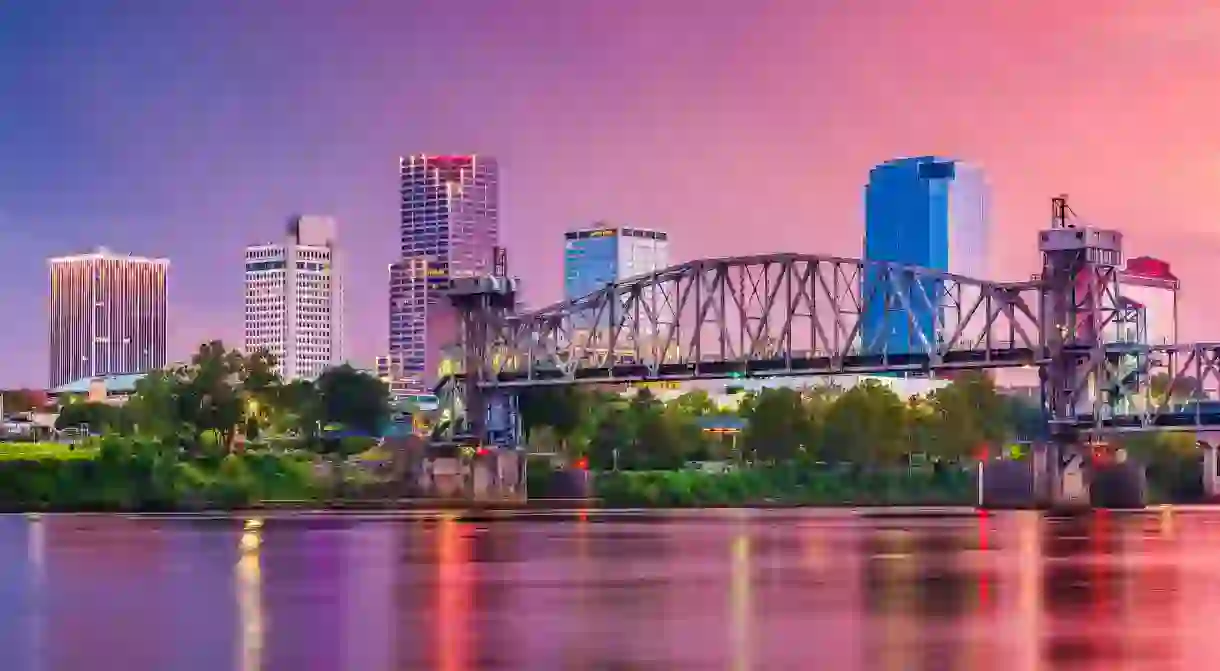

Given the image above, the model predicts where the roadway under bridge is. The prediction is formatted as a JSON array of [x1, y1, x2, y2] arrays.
[[434, 200, 1220, 509]]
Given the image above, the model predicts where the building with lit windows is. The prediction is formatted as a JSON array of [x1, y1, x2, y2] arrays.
[[389, 154, 499, 391], [48, 248, 168, 388], [243, 216, 344, 380], [563, 225, 670, 300], [563, 225, 670, 338], [861, 156, 990, 355]]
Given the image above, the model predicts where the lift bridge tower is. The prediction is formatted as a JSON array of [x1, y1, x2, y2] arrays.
[[1036, 196, 1133, 507], [443, 246, 523, 448]]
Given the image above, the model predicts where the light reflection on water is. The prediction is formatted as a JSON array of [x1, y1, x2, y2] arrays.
[[1, 508, 1220, 669], [236, 518, 263, 671]]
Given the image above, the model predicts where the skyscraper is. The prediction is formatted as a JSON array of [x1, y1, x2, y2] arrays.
[[48, 248, 168, 387], [244, 215, 344, 380], [390, 154, 499, 390], [861, 156, 989, 355], [563, 225, 670, 301]]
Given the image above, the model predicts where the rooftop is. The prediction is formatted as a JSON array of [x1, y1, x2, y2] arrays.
[[48, 247, 169, 266], [49, 373, 147, 396]]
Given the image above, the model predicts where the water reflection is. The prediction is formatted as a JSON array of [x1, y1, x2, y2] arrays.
[[3, 509, 1220, 669], [236, 518, 264, 671]]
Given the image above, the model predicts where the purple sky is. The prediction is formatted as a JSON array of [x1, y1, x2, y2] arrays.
[[4, 0, 1220, 387]]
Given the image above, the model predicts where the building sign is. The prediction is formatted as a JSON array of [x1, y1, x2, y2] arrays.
[[565, 228, 618, 240]]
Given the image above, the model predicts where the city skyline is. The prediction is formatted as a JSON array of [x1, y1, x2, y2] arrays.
[[5, 1, 1220, 386]]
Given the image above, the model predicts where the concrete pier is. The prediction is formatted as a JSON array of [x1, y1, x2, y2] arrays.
[[980, 444, 1146, 510]]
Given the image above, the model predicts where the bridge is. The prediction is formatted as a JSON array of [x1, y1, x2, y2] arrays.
[[433, 197, 1220, 507]]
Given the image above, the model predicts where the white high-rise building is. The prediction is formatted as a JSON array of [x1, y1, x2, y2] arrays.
[[244, 216, 344, 380]]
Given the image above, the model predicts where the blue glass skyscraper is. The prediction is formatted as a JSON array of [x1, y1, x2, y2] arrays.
[[563, 225, 670, 330], [861, 156, 989, 355]]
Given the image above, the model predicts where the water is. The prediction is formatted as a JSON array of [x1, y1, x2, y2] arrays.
[[0, 507, 1217, 669]]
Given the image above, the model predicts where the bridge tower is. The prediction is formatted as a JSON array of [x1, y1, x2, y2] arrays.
[[442, 246, 523, 448], [446, 275, 521, 446], [1037, 195, 1126, 507]]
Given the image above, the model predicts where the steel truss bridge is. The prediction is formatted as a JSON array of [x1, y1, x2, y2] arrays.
[[441, 265, 1220, 452]]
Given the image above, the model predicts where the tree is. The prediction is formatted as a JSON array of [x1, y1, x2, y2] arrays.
[[55, 401, 124, 433], [124, 369, 186, 440], [821, 380, 908, 464], [673, 390, 717, 418], [740, 387, 816, 463], [519, 386, 595, 452], [270, 379, 321, 438], [176, 341, 247, 449], [919, 373, 1010, 461], [314, 365, 391, 436]]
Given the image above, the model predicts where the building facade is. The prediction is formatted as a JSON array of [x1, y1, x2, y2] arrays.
[[243, 216, 344, 381], [563, 225, 670, 337], [48, 248, 168, 388], [389, 154, 499, 391], [861, 156, 990, 355], [563, 225, 670, 301]]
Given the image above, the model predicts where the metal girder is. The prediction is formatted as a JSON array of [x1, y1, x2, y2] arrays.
[[461, 253, 1045, 388], [1076, 342, 1220, 433]]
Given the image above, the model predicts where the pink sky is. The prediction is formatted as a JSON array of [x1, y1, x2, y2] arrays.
[[5, 0, 1220, 384]]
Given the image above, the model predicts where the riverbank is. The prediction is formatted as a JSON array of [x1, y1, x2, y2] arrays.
[[589, 467, 977, 507], [0, 438, 327, 512]]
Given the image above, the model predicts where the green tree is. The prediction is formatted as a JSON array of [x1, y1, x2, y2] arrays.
[[918, 373, 1011, 460], [588, 402, 637, 470], [124, 369, 187, 440], [55, 401, 125, 433], [174, 341, 247, 450], [821, 380, 908, 464], [270, 379, 321, 438], [673, 390, 717, 417], [740, 387, 816, 463], [314, 365, 391, 436]]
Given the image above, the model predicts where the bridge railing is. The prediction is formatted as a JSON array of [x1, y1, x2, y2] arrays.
[[471, 254, 1046, 386]]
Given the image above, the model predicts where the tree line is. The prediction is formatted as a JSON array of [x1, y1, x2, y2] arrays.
[[521, 371, 1047, 470], [55, 341, 392, 454]]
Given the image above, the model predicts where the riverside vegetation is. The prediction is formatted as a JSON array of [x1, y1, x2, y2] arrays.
[[0, 341, 392, 511], [3, 340, 1207, 510], [522, 372, 1211, 506]]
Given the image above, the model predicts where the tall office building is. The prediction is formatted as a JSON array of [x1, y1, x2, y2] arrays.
[[563, 225, 670, 300], [48, 248, 168, 387], [244, 215, 344, 380], [390, 154, 499, 390], [861, 156, 989, 355], [563, 224, 670, 339]]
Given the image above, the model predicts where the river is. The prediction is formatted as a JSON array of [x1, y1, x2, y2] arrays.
[[0, 507, 1217, 669]]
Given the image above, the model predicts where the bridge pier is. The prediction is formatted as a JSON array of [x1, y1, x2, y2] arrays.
[[1031, 442, 1091, 510], [1200, 441, 1220, 500], [982, 441, 1146, 510]]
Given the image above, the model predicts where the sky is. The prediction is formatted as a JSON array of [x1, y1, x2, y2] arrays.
[[3, 0, 1220, 387]]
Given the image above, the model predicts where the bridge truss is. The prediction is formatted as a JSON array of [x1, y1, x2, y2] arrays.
[[439, 250, 1220, 445], [474, 254, 1044, 382]]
